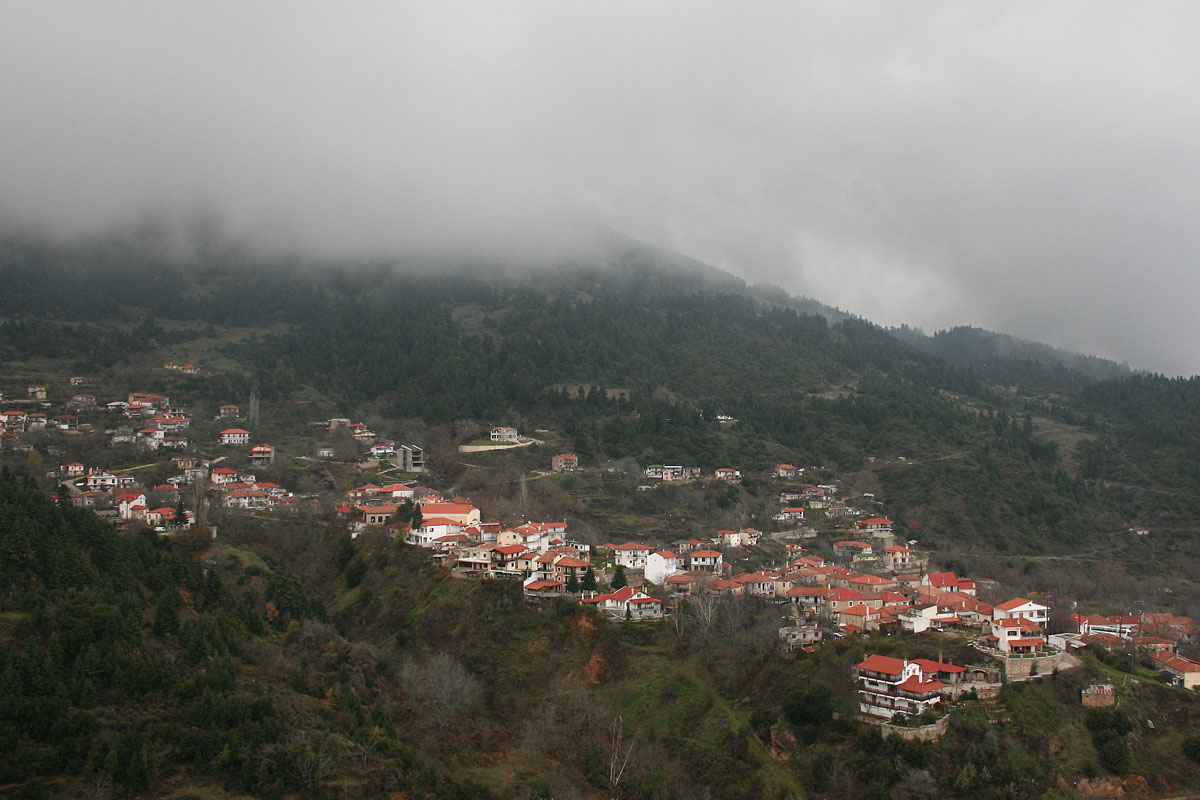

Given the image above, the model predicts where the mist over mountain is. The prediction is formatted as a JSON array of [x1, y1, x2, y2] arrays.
[[892, 325, 1134, 384], [5, 4, 1200, 374]]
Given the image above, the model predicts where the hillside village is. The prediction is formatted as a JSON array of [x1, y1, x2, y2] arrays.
[[5, 370, 1200, 743]]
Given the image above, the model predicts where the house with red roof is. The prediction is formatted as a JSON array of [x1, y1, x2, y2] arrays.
[[546, 554, 591, 584], [787, 585, 830, 614], [686, 549, 723, 573], [115, 492, 148, 520], [774, 464, 800, 479], [606, 542, 653, 570], [856, 517, 894, 534], [993, 597, 1049, 628], [730, 571, 781, 598], [705, 579, 745, 597], [85, 470, 119, 491], [490, 426, 519, 442], [248, 444, 276, 465], [551, 453, 579, 472], [209, 467, 240, 486], [523, 578, 565, 602], [824, 588, 873, 614], [404, 516, 463, 546], [922, 571, 977, 596], [839, 603, 883, 630], [1149, 651, 1200, 689], [855, 654, 955, 719], [847, 573, 898, 593], [884, 545, 913, 571], [582, 586, 663, 620], [220, 428, 251, 445], [989, 618, 1047, 654], [774, 507, 806, 523], [419, 502, 481, 527], [128, 392, 169, 409]]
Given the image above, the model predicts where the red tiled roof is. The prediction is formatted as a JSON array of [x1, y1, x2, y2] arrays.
[[912, 658, 965, 674], [857, 654, 906, 675], [895, 675, 944, 694], [996, 597, 1042, 612], [1150, 652, 1200, 673], [525, 580, 564, 591]]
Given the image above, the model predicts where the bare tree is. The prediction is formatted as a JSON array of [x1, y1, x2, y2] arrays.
[[689, 593, 720, 641], [666, 604, 688, 639], [397, 652, 482, 732], [606, 716, 636, 799], [78, 773, 111, 800]]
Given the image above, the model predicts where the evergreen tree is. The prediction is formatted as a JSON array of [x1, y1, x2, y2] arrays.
[[581, 567, 596, 591], [611, 564, 627, 590], [153, 587, 181, 637]]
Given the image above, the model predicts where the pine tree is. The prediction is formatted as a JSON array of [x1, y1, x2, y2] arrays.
[[611, 564, 627, 590], [153, 588, 181, 637], [581, 567, 597, 591]]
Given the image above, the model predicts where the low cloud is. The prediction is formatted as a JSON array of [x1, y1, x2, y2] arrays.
[[2, 2, 1197, 374]]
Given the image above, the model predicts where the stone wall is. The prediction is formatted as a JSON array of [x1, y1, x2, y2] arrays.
[[875, 715, 950, 742], [1001, 650, 1064, 682]]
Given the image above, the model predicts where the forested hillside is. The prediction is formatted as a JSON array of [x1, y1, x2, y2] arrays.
[[5, 231, 1200, 798], [3, 231, 1199, 568]]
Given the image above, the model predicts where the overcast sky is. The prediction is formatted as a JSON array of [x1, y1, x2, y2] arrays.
[[3, 2, 1199, 375]]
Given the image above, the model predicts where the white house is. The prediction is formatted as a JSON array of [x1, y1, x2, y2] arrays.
[[898, 602, 938, 634], [220, 428, 251, 445], [582, 586, 663, 620], [607, 542, 653, 570], [992, 597, 1049, 628], [855, 655, 952, 719], [115, 492, 149, 520], [774, 507, 806, 523], [406, 516, 463, 547], [85, 471, 119, 491], [719, 530, 745, 548], [210, 467, 240, 486], [490, 426, 519, 442], [687, 549, 723, 573], [989, 617, 1047, 654], [644, 551, 681, 585]]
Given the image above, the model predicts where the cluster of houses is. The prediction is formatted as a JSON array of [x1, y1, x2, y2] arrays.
[[1059, 610, 1200, 688], [55, 467, 195, 531], [641, 465, 746, 482], [162, 362, 201, 374], [1, 378, 317, 524]]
